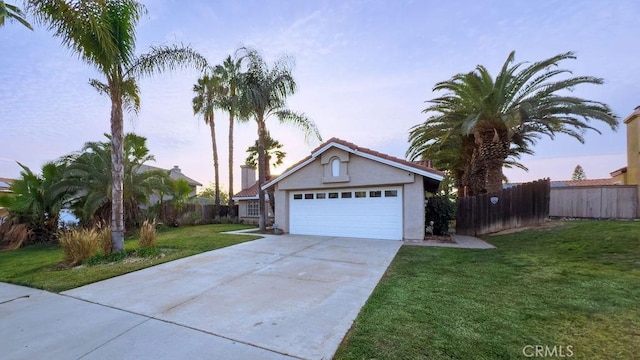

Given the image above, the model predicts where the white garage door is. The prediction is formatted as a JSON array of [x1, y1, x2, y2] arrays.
[[289, 187, 403, 240]]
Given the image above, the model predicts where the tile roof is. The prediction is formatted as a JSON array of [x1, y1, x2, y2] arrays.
[[137, 164, 202, 186], [0, 177, 14, 192], [610, 166, 627, 177], [233, 182, 259, 198], [551, 178, 618, 187]]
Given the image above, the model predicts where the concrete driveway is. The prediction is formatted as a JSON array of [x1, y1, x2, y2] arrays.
[[1, 234, 401, 360]]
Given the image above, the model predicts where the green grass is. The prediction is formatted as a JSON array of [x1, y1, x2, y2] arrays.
[[0, 224, 258, 292], [335, 220, 640, 359]]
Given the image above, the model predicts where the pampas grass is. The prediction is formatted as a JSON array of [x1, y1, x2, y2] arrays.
[[96, 223, 112, 256], [138, 219, 157, 249], [59, 228, 99, 266]]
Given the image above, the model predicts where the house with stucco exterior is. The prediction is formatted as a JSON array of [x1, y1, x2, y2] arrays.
[[261, 138, 443, 240], [232, 165, 274, 224]]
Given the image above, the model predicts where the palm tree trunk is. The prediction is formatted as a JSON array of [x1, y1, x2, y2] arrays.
[[209, 115, 221, 220], [110, 85, 125, 252], [265, 152, 275, 215], [257, 117, 267, 231], [228, 112, 234, 218], [474, 129, 510, 195]]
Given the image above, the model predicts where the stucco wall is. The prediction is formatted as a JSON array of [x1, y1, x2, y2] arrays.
[[277, 149, 416, 190], [626, 114, 639, 185], [274, 185, 289, 231], [403, 178, 425, 240]]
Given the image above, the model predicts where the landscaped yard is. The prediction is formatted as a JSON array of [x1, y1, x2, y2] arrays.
[[335, 220, 640, 359], [0, 224, 258, 293]]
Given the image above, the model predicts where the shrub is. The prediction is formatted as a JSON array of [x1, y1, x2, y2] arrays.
[[0, 222, 32, 251], [96, 223, 112, 256], [177, 211, 201, 226], [59, 228, 100, 266], [138, 219, 157, 249], [425, 195, 456, 235]]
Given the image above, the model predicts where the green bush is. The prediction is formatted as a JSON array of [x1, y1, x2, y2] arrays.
[[425, 195, 456, 235]]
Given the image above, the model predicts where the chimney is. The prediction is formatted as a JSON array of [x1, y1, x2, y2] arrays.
[[240, 165, 256, 190]]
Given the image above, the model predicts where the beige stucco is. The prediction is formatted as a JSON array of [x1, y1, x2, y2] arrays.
[[402, 178, 426, 240], [271, 148, 426, 240], [624, 110, 640, 186]]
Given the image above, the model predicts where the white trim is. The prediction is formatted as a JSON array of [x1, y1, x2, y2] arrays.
[[262, 141, 443, 190], [232, 196, 259, 201]]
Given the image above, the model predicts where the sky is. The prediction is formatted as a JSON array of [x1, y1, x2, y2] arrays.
[[1, 0, 638, 192]]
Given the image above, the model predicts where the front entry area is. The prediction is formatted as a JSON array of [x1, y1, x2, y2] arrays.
[[288, 187, 403, 240]]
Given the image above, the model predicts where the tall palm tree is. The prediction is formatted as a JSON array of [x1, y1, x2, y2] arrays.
[[245, 131, 287, 177], [409, 51, 617, 195], [28, 0, 207, 251], [0, 1, 32, 30], [237, 48, 322, 230], [192, 74, 225, 218], [214, 55, 244, 218]]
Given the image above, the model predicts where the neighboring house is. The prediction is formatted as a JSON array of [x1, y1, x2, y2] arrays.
[[610, 107, 640, 186], [232, 165, 274, 224], [138, 164, 203, 200], [262, 138, 443, 241], [0, 177, 14, 224]]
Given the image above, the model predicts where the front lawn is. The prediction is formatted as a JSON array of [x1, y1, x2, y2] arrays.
[[335, 220, 640, 359], [0, 224, 258, 292]]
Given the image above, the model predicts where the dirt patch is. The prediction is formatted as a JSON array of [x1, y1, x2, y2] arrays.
[[424, 234, 456, 243], [488, 220, 566, 236], [404, 234, 457, 246], [245, 228, 284, 235]]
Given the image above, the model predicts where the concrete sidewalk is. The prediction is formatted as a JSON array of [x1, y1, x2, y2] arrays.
[[2, 235, 401, 360], [1, 283, 290, 360]]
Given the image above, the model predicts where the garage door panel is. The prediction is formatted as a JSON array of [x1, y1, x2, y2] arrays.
[[289, 187, 402, 240]]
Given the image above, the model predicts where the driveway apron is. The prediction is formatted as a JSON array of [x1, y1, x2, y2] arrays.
[[56, 234, 401, 359]]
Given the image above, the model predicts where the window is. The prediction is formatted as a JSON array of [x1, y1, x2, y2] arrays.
[[370, 190, 382, 198], [354, 191, 366, 198], [331, 158, 340, 176], [328, 192, 339, 199], [304, 193, 314, 200], [316, 193, 326, 199], [385, 190, 398, 197], [341, 192, 352, 198], [293, 194, 303, 200], [247, 200, 259, 216]]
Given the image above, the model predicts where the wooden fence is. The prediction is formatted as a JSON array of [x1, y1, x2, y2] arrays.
[[161, 203, 238, 224], [549, 186, 638, 219], [456, 179, 550, 236]]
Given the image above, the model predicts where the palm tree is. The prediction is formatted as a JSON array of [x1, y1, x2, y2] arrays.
[[28, 0, 207, 251], [245, 131, 286, 178], [192, 74, 225, 219], [0, 161, 67, 243], [214, 55, 244, 218], [409, 51, 617, 195], [0, 1, 33, 30], [237, 48, 322, 230], [56, 133, 172, 227]]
